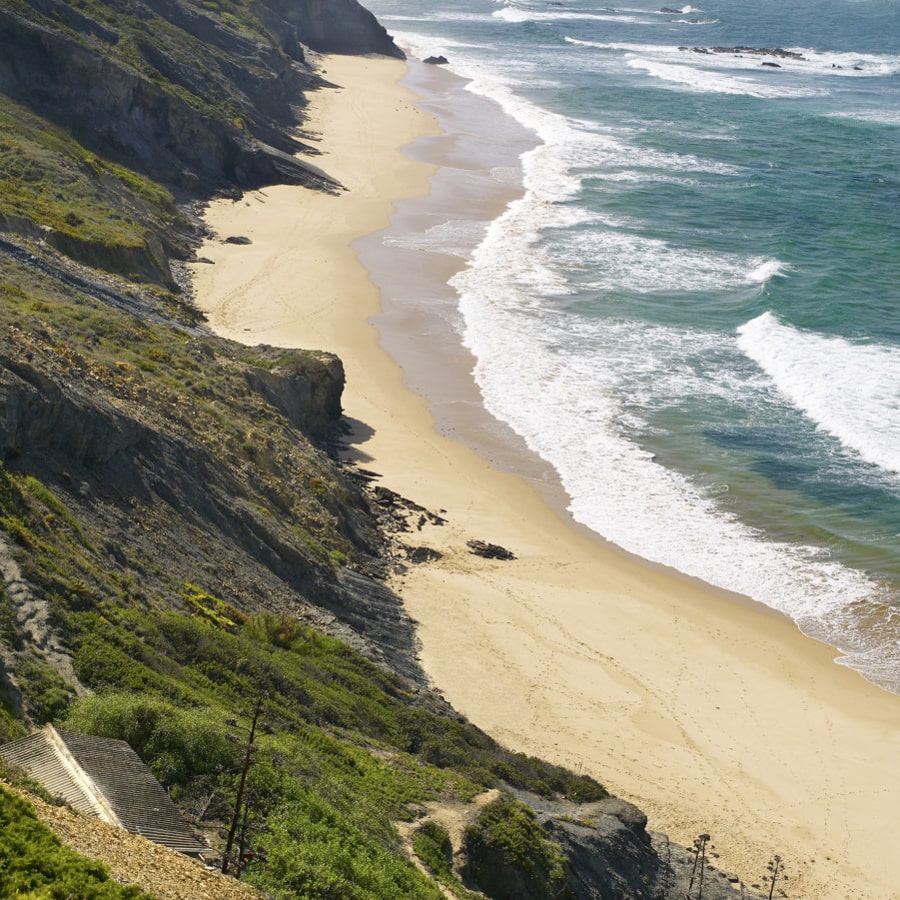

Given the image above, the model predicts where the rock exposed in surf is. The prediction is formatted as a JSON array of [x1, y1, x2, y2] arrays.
[[678, 46, 807, 61]]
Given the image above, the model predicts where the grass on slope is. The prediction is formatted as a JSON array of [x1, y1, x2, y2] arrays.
[[0, 97, 188, 283], [0, 292, 606, 892], [0, 784, 153, 899], [57, 605, 605, 898]]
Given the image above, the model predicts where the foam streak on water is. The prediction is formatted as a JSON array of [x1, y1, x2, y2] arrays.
[[737, 313, 900, 475]]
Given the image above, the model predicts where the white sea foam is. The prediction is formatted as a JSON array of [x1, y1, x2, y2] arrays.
[[746, 259, 787, 283], [783, 47, 900, 77], [655, 46, 898, 81], [565, 37, 680, 53], [453, 229, 889, 674], [827, 109, 900, 127], [492, 6, 649, 24], [628, 57, 826, 98], [563, 38, 899, 74], [567, 37, 897, 101], [382, 4, 900, 692], [737, 313, 900, 475], [436, 53, 887, 657], [550, 228, 782, 294], [382, 218, 487, 260]]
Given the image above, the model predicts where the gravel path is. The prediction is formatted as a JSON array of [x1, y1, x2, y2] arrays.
[[21, 789, 262, 900]]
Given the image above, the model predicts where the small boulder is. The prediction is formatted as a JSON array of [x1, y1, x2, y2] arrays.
[[467, 539, 516, 561]]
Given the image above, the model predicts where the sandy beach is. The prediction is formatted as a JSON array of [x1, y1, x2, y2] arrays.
[[189, 53, 900, 900]]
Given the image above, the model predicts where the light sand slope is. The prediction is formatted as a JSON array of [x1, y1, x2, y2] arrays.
[[188, 53, 900, 900]]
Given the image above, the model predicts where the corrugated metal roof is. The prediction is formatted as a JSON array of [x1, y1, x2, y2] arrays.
[[0, 725, 209, 855]]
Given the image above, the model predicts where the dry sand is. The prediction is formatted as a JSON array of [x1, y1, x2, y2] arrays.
[[188, 53, 900, 899]]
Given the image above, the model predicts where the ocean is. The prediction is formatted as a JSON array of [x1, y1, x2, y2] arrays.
[[358, 0, 900, 693]]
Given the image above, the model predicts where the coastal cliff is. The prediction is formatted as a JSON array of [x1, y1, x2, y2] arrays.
[[0, 1, 762, 897]]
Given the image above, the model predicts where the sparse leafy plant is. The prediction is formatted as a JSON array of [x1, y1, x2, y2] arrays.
[[686, 832, 711, 899], [765, 853, 788, 899]]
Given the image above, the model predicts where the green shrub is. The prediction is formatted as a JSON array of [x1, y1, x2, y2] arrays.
[[63, 692, 239, 787], [255, 790, 443, 900], [0, 785, 152, 899], [0, 579, 21, 650], [243, 611, 309, 650], [412, 820, 454, 879], [180, 582, 247, 631], [16, 659, 76, 724], [463, 794, 569, 899]]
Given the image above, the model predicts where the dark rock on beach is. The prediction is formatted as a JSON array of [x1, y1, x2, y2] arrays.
[[467, 539, 517, 561], [424, 55, 450, 65], [465, 790, 769, 900]]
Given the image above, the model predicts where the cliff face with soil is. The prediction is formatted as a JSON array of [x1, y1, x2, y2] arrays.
[[0, 0, 398, 196], [0, 0, 339, 195], [0, 1, 760, 897]]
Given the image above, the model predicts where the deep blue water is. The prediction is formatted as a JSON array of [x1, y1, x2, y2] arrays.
[[363, 0, 900, 691]]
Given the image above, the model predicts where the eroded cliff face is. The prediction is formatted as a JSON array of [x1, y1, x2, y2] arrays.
[[243, 349, 346, 439], [264, 0, 405, 58], [0, 260, 433, 689], [0, 0, 399, 195], [0, 0, 407, 286]]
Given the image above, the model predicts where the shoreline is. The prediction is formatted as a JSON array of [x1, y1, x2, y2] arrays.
[[187, 53, 900, 900]]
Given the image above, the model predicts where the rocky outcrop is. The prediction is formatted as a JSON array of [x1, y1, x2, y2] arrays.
[[0, 237, 194, 324], [497, 792, 764, 900], [679, 45, 807, 61], [264, 0, 404, 59], [42, 232, 175, 292], [0, 0, 405, 285], [243, 349, 345, 439], [0, 356, 149, 468], [540, 797, 661, 898], [0, 0, 404, 199], [0, 5, 333, 195], [0, 310, 440, 697]]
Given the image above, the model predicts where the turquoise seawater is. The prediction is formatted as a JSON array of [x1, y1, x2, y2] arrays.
[[362, 0, 900, 692]]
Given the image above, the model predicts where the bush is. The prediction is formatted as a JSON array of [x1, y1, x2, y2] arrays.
[[255, 791, 443, 900], [16, 658, 76, 724], [63, 692, 239, 787], [462, 794, 569, 900], [412, 820, 453, 881], [0, 785, 152, 899]]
